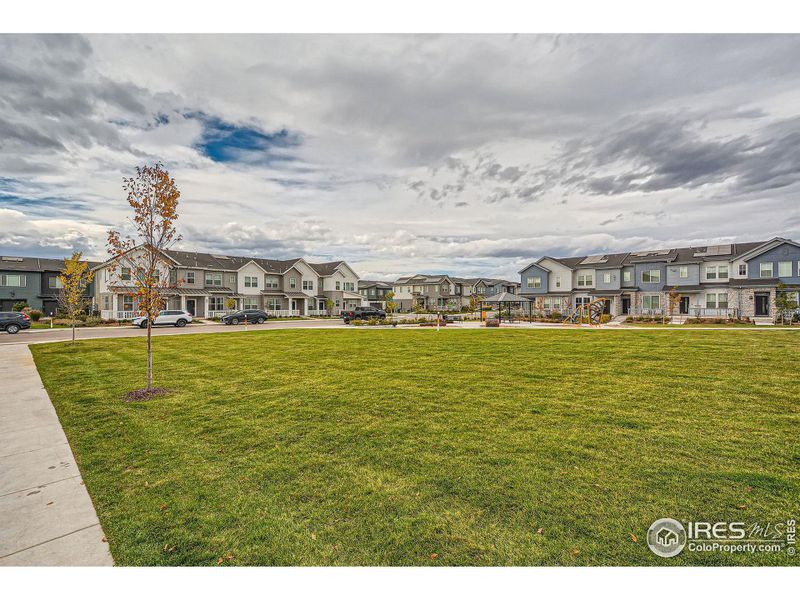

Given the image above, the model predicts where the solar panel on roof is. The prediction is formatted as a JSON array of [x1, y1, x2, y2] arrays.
[[580, 254, 608, 265], [211, 254, 231, 259]]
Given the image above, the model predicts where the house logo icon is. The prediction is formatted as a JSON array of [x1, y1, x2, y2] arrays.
[[647, 518, 687, 557]]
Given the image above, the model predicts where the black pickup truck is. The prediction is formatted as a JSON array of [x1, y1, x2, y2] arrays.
[[342, 306, 387, 322]]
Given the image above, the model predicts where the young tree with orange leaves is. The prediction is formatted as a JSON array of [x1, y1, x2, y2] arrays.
[[57, 251, 95, 345], [108, 163, 181, 393]]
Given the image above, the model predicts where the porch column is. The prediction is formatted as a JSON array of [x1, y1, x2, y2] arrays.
[[112, 294, 119, 314], [204, 296, 209, 318], [181, 295, 186, 311]]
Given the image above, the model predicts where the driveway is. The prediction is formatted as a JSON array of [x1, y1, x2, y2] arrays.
[[0, 318, 348, 346]]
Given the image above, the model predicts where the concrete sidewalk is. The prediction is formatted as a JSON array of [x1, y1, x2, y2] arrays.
[[0, 345, 112, 566]]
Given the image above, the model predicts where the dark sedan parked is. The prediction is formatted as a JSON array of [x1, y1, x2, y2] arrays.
[[0, 311, 32, 334], [221, 309, 269, 325]]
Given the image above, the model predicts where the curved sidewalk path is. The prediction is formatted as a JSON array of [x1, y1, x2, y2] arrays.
[[0, 344, 113, 566]]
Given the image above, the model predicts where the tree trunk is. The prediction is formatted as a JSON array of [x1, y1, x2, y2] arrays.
[[72, 319, 76, 345], [147, 318, 153, 390]]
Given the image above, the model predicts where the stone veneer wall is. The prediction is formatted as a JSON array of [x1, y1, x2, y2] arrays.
[[737, 288, 776, 319]]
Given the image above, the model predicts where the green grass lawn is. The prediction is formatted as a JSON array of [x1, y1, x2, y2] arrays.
[[30, 329, 799, 566]]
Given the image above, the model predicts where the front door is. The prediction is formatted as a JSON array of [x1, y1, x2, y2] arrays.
[[291, 300, 297, 314], [186, 299, 196, 316], [755, 293, 770, 317], [622, 297, 630, 315], [679, 296, 690, 314]]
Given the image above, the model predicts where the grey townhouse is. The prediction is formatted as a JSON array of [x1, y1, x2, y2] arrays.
[[357, 280, 394, 309], [518, 236, 800, 320], [93, 248, 362, 319], [391, 274, 519, 312], [1, 255, 98, 314]]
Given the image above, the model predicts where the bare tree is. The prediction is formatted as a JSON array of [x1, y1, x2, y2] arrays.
[[108, 163, 181, 393]]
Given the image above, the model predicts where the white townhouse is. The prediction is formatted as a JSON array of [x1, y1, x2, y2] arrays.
[[93, 248, 361, 318]]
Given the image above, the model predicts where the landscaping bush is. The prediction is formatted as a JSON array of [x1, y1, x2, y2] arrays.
[[550, 311, 562, 320], [600, 314, 612, 324], [28, 309, 43, 322], [13, 301, 28, 312]]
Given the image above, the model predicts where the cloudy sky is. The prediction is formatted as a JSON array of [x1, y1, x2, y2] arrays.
[[1, 34, 799, 280]]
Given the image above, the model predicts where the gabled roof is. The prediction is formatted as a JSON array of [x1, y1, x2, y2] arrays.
[[358, 280, 393, 289], [733, 237, 800, 262], [308, 260, 345, 276]]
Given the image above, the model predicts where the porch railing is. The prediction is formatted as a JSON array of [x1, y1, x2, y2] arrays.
[[100, 310, 138, 320], [208, 310, 235, 318], [267, 309, 300, 317], [307, 310, 328, 316]]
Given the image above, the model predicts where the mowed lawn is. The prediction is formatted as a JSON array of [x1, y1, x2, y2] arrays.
[[31, 329, 799, 566]]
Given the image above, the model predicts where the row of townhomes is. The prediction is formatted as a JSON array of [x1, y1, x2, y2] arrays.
[[390, 274, 519, 311], [518, 237, 800, 319], [93, 249, 363, 318], [0, 255, 97, 313]]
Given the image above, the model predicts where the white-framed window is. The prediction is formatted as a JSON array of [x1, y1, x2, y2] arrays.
[[0, 274, 26, 287], [642, 270, 660, 283], [185, 271, 195, 284], [264, 277, 279, 289], [243, 297, 259, 310], [760, 262, 773, 277], [205, 273, 222, 286], [302, 280, 313, 290], [706, 293, 729, 309], [208, 297, 224, 311], [623, 271, 631, 283], [555, 275, 561, 288], [266, 298, 281, 310], [719, 265, 729, 279], [642, 295, 660, 310], [335, 298, 340, 307], [244, 275, 258, 288], [288, 277, 297, 289], [335, 281, 341, 291], [527, 276, 542, 289], [48, 276, 64, 288], [122, 294, 135, 311], [120, 267, 131, 281], [679, 266, 688, 279], [603, 272, 611, 284], [102, 295, 111, 310], [778, 261, 792, 277], [738, 264, 747, 276], [577, 274, 593, 286], [229, 275, 235, 284], [344, 282, 355, 291]]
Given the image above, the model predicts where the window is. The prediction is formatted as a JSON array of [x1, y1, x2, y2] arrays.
[[244, 275, 258, 288], [186, 271, 195, 284], [288, 277, 297, 289], [577, 274, 593, 286], [335, 281, 341, 290], [706, 293, 729, 309], [344, 282, 355, 291], [102, 295, 111, 310], [679, 266, 688, 279], [229, 275, 236, 284], [122, 295, 135, 311], [555, 275, 562, 288], [47, 276, 63, 289], [264, 277, 279, 289], [623, 271, 631, 283], [302, 280, 313, 290], [208, 297, 224, 311], [266, 298, 282, 311], [206, 273, 222, 286], [120, 267, 131, 281], [718, 265, 728, 279], [153, 269, 160, 280], [602, 272, 611, 284], [642, 270, 660, 284], [760, 262, 773, 277], [642, 295, 660, 310], [778, 261, 792, 277], [243, 297, 259, 310], [335, 299, 340, 307], [527, 276, 542, 289], [0, 274, 26, 287], [738, 264, 747, 276]]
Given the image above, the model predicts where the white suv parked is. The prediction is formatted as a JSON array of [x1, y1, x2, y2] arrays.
[[132, 310, 193, 328]]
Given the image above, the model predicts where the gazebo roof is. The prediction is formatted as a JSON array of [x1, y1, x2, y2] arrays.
[[482, 291, 530, 303]]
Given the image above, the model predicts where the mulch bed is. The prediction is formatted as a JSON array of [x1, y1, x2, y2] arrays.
[[124, 387, 171, 402]]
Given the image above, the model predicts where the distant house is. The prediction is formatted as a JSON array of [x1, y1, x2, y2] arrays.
[[391, 274, 519, 311], [358, 280, 394, 309], [0, 255, 97, 314]]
